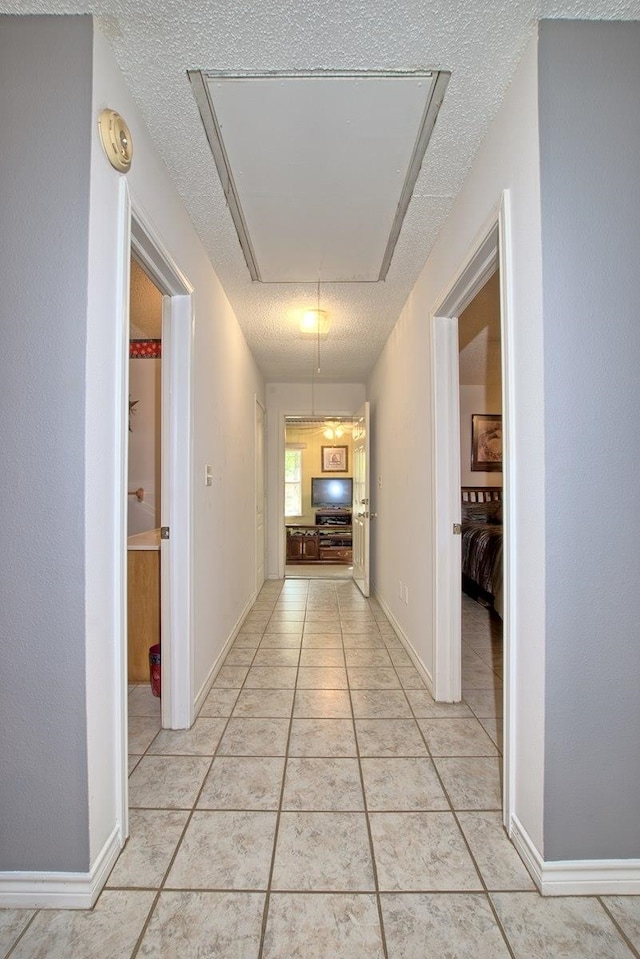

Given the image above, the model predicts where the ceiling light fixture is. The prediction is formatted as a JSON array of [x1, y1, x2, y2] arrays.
[[323, 422, 344, 440], [301, 280, 329, 375], [300, 309, 327, 334]]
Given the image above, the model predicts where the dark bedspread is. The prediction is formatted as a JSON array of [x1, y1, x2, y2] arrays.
[[461, 521, 503, 599]]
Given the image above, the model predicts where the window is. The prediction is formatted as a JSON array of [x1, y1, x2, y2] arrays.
[[285, 448, 303, 516]]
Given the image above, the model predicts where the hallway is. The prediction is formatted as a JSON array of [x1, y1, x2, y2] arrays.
[[2, 581, 639, 957]]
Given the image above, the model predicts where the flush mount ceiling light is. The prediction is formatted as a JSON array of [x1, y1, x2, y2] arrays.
[[188, 70, 450, 283], [302, 282, 330, 374], [300, 309, 328, 334]]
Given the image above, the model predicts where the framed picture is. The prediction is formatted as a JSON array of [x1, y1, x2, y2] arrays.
[[471, 414, 502, 472], [321, 445, 348, 472]]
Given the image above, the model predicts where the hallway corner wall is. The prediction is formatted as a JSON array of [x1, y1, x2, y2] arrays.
[[86, 22, 265, 866], [367, 34, 546, 853], [0, 11, 264, 891], [538, 19, 640, 862], [0, 14, 93, 873]]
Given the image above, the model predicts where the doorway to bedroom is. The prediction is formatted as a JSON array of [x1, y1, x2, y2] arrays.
[[431, 203, 512, 824], [457, 269, 504, 763]]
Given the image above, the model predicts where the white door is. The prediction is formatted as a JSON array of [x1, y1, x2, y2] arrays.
[[255, 398, 266, 591], [160, 295, 172, 728], [351, 401, 371, 596]]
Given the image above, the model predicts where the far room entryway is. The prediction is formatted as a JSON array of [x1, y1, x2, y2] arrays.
[[284, 416, 356, 581]]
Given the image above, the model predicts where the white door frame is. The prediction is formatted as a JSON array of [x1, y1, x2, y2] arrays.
[[115, 189, 195, 835], [431, 191, 515, 826], [351, 401, 371, 597], [254, 396, 266, 593]]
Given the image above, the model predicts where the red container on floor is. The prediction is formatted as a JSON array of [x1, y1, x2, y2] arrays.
[[149, 644, 161, 697]]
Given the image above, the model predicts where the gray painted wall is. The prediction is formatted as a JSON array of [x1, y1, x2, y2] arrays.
[[0, 16, 92, 871], [539, 20, 640, 860]]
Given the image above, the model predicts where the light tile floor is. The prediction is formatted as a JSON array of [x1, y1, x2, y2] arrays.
[[3, 584, 640, 958]]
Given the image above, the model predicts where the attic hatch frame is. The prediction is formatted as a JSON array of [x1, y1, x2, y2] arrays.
[[187, 68, 450, 283]]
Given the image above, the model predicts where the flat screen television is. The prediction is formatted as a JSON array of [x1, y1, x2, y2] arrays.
[[311, 476, 353, 508]]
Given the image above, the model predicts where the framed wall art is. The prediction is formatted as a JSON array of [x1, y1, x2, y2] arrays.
[[471, 414, 502, 472], [321, 445, 348, 472]]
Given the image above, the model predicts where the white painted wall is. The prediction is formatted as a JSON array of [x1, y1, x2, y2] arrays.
[[367, 37, 546, 851], [459, 384, 502, 487], [265, 381, 365, 578], [86, 24, 264, 865]]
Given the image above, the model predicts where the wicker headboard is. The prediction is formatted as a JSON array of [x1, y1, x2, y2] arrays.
[[461, 486, 502, 504]]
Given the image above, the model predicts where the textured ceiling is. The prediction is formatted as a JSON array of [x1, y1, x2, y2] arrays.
[[5, 0, 640, 382]]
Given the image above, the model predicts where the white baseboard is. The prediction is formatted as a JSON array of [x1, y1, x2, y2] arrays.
[[192, 593, 257, 717], [0, 824, 122, 909], [510, 815, 640, 896], [371, 584, 434, 697]]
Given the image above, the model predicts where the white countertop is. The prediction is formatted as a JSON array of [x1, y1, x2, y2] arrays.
[[127, 528, 161, 551]]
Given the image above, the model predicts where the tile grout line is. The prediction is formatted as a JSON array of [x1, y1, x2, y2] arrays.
[[128, 581, 290, 954], [4, 910, 40, 959], [597, 899, 640, 959], [411, 680, 519, 959], [256, 580, 307, 959], [434, 608, 518, 959], [127, 605, 270, 958], [345, 608, 391, 959]]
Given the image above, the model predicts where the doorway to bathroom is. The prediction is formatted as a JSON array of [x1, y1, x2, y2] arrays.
[[127, 256, 163, 707], [117, 202, 195, 845], [120, 204, 194, 734]]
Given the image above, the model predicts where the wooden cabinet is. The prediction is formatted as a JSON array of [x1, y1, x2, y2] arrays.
[[286, 527, 320, 561], [302, 534, 319, 560], [127, 548, 160, 682], [286, 523, 352, 564]]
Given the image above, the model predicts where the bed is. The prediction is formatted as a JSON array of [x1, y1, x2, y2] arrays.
[[461, 486, 503, 618]]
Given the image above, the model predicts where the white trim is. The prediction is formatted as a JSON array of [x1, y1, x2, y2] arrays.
[[372, 584, 434, 696], [254, 396, 266, 594], [192, 594, 257, 716], [430, 315, 462, 702], [114, 180, 131, 848], [509, 816, 640, 896], [434, 222, 499, 318], [277, 412, 287, 579], [0, 826, 122, 910], [498, 191, 516, 829]]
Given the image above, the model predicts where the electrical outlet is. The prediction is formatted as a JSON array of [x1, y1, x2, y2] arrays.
[[204, 464, 213, 486], [403, 585, 409, 605], [378, 475, 383, 489], [398, 580, 403, 599]]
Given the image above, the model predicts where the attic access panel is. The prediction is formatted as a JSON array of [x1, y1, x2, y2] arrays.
[[189, 71, 449, 283]]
